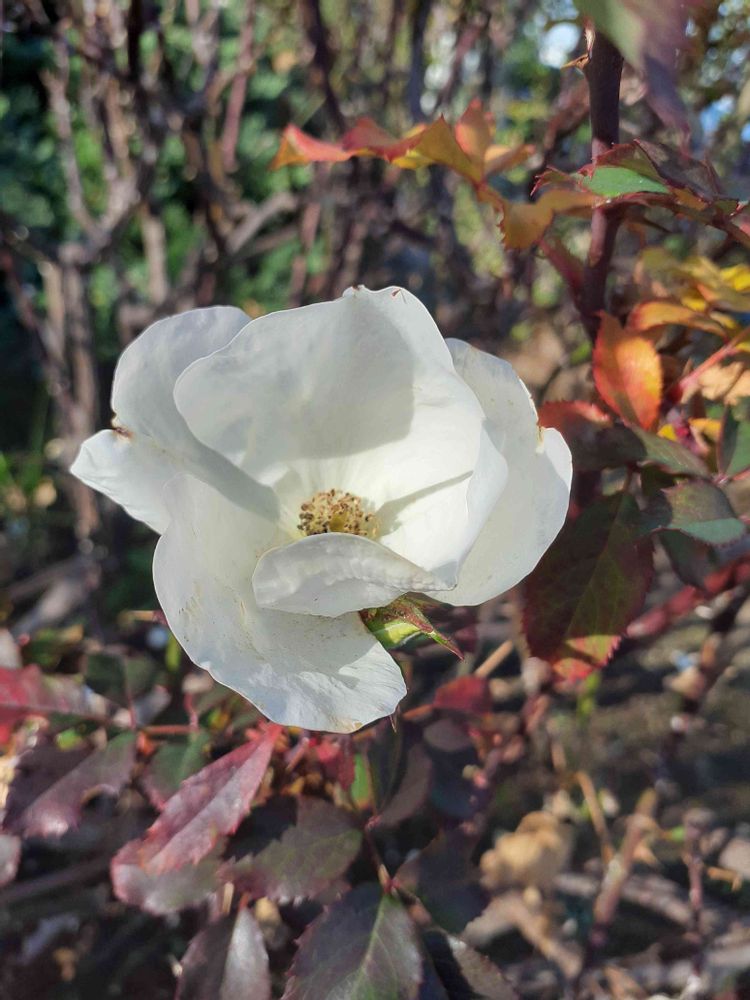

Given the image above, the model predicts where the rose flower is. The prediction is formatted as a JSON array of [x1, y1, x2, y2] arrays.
[[72, 288, 570, 732]]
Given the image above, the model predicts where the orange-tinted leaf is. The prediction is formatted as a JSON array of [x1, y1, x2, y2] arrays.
[[628, 301, 731, 338], [272, 125, 352, 167], [392, 117, 481, 181], [501, 189, 595, 249], [272, 102, 531, 190], [538, 401, 612, 472], [454, 99, 493, 163], [483, 143, 535, 177], [523, 492, 654, 679], [593, 313, 662, 428], [697, 359, 750, 405]]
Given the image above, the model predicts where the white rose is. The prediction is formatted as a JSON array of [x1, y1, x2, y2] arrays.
[[72, 287, 571, 732]]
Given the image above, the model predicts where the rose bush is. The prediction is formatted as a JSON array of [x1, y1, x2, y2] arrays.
[[72, 287, 571, 731]]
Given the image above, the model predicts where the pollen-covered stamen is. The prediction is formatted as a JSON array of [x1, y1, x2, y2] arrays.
[[298, 488, 378, 538]]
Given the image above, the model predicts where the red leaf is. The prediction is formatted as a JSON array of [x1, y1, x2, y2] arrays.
[[0, 664, 105, 733], [9, 732, 136, 838], [433, 676, 491, 715], [593, 313, 663, 429], [176, 910, 271, 1000], [135, 727, 278, 875], [538, 401, 612, 472], [523, 492, 654, 678]]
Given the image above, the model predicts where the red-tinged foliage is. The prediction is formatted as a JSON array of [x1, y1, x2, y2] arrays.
[[7, 732, 136, 838], [224, 796, 362, 902], [273, 101, 532, 217], [500, 188, 596, 249], [536, 141, 750, 248], [433, 675, 491, 715], [628, 556, 750, 638], [523, 492, 654, 678], [593, 313, 663, 429], [176, 910, 271, 1000], [0, 664, 108, 736], [133, 727, 278, 875], [281, 884, 423, 1000], [0, 833, 21, 888], [538, 401, 612, 472], [627, 300, 731, 339], [112, 841, 222, 915], [314, 737, 355, 790]]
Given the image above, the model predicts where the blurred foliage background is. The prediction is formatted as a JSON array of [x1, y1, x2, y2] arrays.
[[3, 1, 750, 998], [3, 0, 749, 625]]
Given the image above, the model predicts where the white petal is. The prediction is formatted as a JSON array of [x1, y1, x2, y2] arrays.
[[71, 307, 277, 530], [430, 340, 572, 606], [112, 306, 251, 448], [252, 533, 450, 617], [153, 475, 405, 732], [70, 429, 181, 533], [173, 288, 490, 574]]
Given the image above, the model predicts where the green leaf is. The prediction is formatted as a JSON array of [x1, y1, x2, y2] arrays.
[[142, 732, 209, 809], [361, 598, 460, 657], [719, 398, 750, 479], [581, 165, 668, 197], [85, 651, 161, 707], [523, 492, 653, 678], [225, 796, 362, 901], [600, 426, 709, 476], [282, 884, 422, 1000], [642, 481, 747, 545]]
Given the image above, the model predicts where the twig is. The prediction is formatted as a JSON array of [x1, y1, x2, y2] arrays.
[[580, 30, 624, 341]]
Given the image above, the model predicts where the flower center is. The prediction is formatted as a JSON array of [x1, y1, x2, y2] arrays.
[[298, 489, 377, 538]]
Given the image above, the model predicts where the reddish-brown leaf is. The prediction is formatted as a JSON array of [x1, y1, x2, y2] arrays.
[[0, 665, 106, 732], [0, 833, 20, 888], [9, 732, 136, 838], [176, 910, 271, 1000], [523, 492, 654, 679], [538, 401, 612, 471], [433, 676, 491, 715], [112, 840, 221, 915], [224, 796, 362, 902], [138, 727, 277, 874], [593, 313, 663, 429]]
